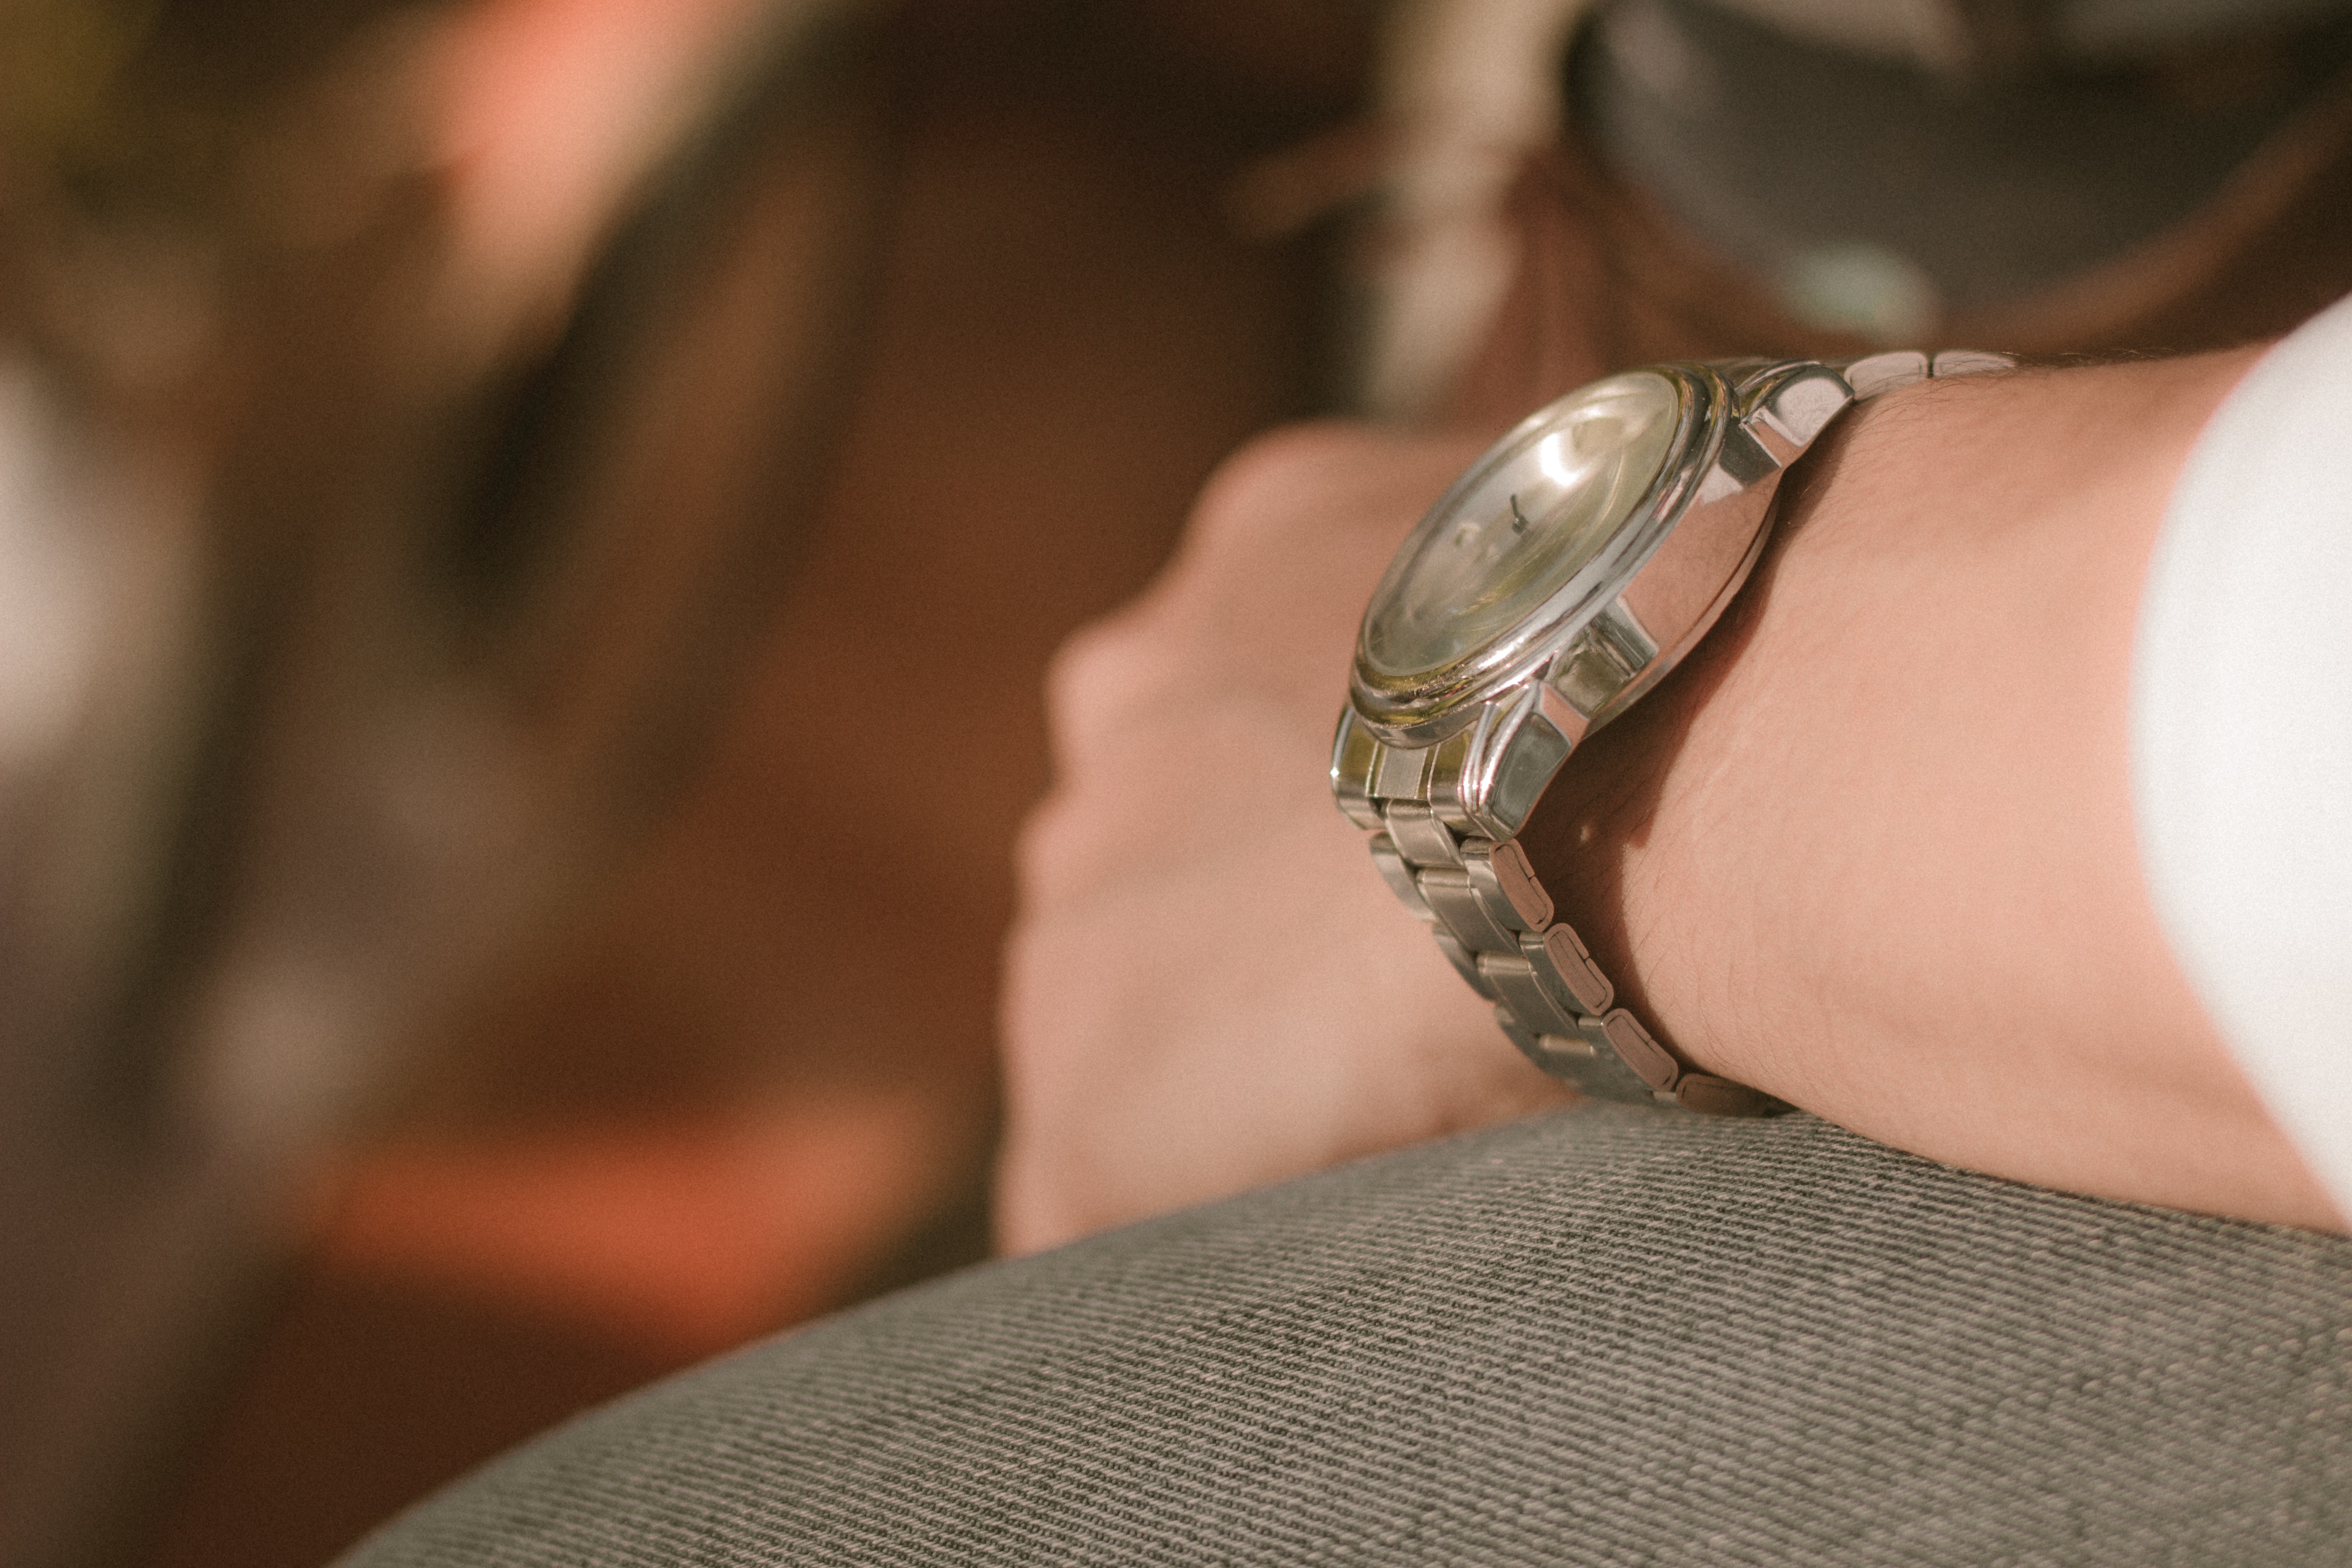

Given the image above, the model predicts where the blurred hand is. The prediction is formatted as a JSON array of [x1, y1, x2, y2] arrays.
[[996, 425, 1574, 1254]]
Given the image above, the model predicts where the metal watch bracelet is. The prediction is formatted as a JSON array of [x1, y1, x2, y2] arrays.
[[1334, 349, 2012, 1118]]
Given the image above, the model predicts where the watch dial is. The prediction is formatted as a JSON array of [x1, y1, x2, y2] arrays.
[[1361, 371, 1680, 683]]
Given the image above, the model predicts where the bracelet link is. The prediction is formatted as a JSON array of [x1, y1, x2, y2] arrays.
[[1476, 951, 1581, 1036], [1382, 801, 1464, 869], [1416, 867, 1521, 955], [1461, 838, 1552, 931], [1493, 1008, 1656, 1103], [1367, 833, 1434, 921], [1433, 930, 1499, 1000], [1524, 923, 1613, 1016], [1582, 1009, 1680, 1093]]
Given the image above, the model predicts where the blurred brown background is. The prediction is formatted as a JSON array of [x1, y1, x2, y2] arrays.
[[0, 1, 1373, 1563]]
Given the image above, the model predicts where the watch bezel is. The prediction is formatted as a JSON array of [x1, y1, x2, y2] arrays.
[[1347, 365, 1729, 749]]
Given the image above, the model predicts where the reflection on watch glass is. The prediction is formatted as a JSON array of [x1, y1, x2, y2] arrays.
[[1361, 371, 1679, 683]]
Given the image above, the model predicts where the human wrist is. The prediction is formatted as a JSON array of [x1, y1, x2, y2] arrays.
[[1524, 348, 2336, 1228]]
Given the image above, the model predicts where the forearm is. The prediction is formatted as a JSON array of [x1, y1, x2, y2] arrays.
[[1523, 347, 2342, 1230]]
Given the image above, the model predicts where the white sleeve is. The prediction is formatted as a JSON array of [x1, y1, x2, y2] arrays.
[[2133, 293, 2352, 1214]]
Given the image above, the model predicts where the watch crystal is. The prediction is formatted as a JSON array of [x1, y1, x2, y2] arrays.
[[1361, 371, 1679, 683]]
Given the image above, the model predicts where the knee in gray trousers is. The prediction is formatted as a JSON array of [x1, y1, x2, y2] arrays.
[[343, 1107, 2352, 1567]]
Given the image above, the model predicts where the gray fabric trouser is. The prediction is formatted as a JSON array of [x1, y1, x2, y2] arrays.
[[339, 1107, 2352, 1566]]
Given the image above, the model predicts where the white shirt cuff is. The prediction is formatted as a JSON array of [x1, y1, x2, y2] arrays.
[[2134, 292, 2352, 1215]]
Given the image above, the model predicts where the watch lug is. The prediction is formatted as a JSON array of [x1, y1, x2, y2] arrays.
[[1421, 724, 1481, 833], [1544, 598, 1657, 731], [1535, 680, 1589, 750], [1329, 709, 1384, 828], [1372, 737, 1434, 802], [1457, 683, 1573, 841], [1695, 423, 1782, 507]]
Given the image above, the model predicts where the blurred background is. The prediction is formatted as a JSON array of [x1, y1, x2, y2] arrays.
[[7, 0, 2352, 1563], [0, 2, 1375, 1563]]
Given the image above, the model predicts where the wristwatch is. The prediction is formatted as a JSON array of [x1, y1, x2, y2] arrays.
[[1330, 350, 2010, 1116]]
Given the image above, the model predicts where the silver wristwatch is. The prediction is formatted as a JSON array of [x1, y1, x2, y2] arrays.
[[1331, 350, 2010, 1116]]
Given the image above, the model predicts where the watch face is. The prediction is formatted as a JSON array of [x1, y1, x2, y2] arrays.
[[1359, 371, 1681, 688]]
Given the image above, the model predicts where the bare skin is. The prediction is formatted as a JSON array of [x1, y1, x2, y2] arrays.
[[998, 348, 2342, 1256]]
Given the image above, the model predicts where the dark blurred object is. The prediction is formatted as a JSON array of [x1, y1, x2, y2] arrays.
[[0, 0, 895, 1563], [1349, 0, 2352, 416], [0, 0, 439, 398], [1572, 0, 2352, 341]]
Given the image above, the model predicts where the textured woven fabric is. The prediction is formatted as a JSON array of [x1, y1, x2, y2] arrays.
[[342, 1108, 2352, 1566]]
